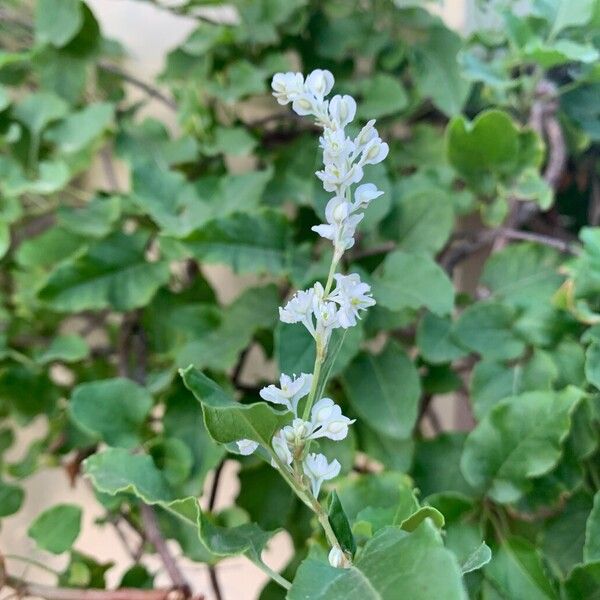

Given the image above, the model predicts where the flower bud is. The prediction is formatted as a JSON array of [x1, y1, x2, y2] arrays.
[[306, 69, 334, 99], [328, 546, 346, 568]]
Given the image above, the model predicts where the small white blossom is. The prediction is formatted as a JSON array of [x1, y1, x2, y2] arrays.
[[260, 373, 313, 414], [309, 397, 355, 441], [315, 163, 363, 194], [279, 288, 316, 336], [303, 452, 341, 497], [305, 69, 334, 100], [330, 273, 376, 328], [353, 183, 384, 210], [236, 439, 259, 456], [360, 137, 389, 166], [271, 72, 304, 105], [355, 119, 378, 149], [284, 418, 312, 442], [272, 430, 293, 467], [328, 94, 356, 128], [292, 93, 320, 117], [328, 546, 346, 568]]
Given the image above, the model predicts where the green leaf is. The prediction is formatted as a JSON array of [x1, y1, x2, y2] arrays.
[[0, 221, 9, 260], [28, 504, 82, 554], [180, 366, 290, 448], [147, 437, 193, 487], [183, 211, 292, 275], [198, 511, 276, 564], [342, 341, 421, 440], [564, 561, 600, 600], [13, 92, 69, 135], [34, 334, 89, 364], [542, 491, 593, 576], [382, 189, 454, 255], [481, 243, 563, 309], [460, 388, 582, 503], [417, 312, 468, 364], [69, 378, 153, 448], [0, 478, 24, 517], [471, 351, 558, 419], [410, 25, 471, 116], [585, 491, 600, 562], [328, 491, 356, 555], [585, 340, 600, 389], [413, 433, 474, 497], [289, 523, 467, 600], [523, 39, 599, 68], [45, 103, 114, 153], [58, 196, 121, 238], [39, 231, 170, 312], [373, 250, 454, 316], [176, 285, 278, 372], [461, 542, 492, 574], [454, 301, 525, 361], [356, 74, 409, 118], [399, 506, 445, 532], [163, 383, 224, 495], [447, 109, 541, 191], [549, 0, 596, 37], [35, 0, 83, 47], [484, 537, 557, 600], [84, 448, 176, 504]]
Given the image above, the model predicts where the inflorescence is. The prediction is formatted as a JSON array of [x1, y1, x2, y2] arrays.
[[236, 68, 388, 568]]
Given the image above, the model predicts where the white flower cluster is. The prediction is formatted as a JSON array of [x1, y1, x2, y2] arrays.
[[279, 273, 375, 345], [236, 69, 387, 570], [237, 374, 354, 497], [272, 69, 388, 258]]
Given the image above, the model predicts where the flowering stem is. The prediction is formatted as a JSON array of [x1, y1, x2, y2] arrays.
[[301, 253, 340, 423]]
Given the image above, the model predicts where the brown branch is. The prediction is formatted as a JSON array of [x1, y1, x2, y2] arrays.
[[3, 576, 195, 600], [140, 505, 192, 597], [98, 62, 177, 111], [499, 228, 578, 254]]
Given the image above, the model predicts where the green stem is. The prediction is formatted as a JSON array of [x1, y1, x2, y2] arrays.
[[255, 561, 292, 590]]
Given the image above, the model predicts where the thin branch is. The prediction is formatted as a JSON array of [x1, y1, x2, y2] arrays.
[[499, 228, 579, 254], [207, 568, 223, 600], [3, 576, 195, 600], [98, 62, 177, 111], [140, 505, 192, 597]]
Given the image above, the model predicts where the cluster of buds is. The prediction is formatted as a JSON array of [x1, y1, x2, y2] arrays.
[[236, 69, 387, 569]]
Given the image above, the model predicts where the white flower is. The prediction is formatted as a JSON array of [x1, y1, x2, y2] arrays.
[[305, 69, 334, 100], [280, 288, 316, 336], [271, 72, 304, 105], [272, 430, 293, 467], [309, 397, 355, 441], [360, 137, 389, 165], [283, 417, 312, 444], [313, 213, 364, 253], [303, 453, 341, 497], [353, 183, 384, 210], [313, 297, 340, 345], [292, 93, 320, 117], [236, 439, 259, 456], [328, 94, 356, 128], [330, 273, 376, 328], [316, 163, 363, 194], [355, 119, 378, 149], [328, 546, 346, 568], [260, 373, 313, 414], [320, 129, 353, 162]]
